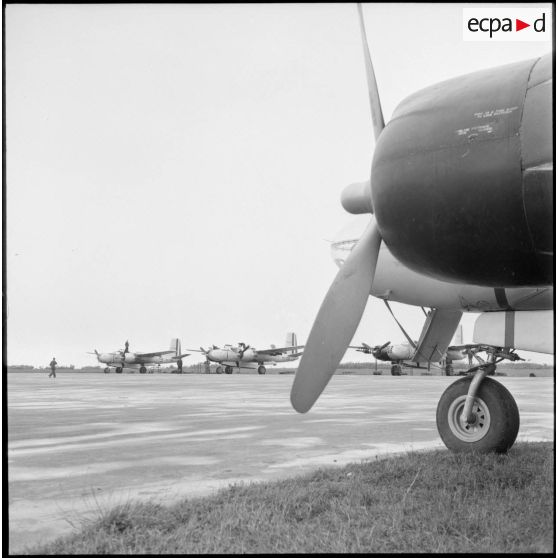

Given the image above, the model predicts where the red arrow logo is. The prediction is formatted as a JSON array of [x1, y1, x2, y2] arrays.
[[516, 19, 530, 31]]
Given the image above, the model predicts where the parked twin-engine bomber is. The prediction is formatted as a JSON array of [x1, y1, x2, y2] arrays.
[[189, 332, 303, 374], [89, 339, 189, 373], [290, 3, 553, 454]]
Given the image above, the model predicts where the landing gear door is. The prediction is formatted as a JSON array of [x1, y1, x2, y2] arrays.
[[411, 309, 463, 363]]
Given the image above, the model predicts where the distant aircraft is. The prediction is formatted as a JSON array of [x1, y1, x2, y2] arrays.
[[349, 325, 521, 376], [90, 338, 189, 373], [290, 4, 552, 454], [189, 332, 304, 374]]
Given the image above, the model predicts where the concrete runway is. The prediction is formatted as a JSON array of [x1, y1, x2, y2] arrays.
[[7, 372, 554, 553]]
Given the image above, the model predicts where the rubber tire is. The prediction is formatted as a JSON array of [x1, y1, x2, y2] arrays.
[[140, 366, 147, 374], [258, 366, 266, 375], [104, 368, 110, 374], [391, 364, 401, 376], [216, 366, 223, 374], [116, 367, 123, 374], [436, 376, 519, 454], [225, 366, 233, 374]]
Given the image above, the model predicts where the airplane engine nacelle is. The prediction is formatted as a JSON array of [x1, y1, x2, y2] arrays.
[[208, 349, 228, 362], [331, 221, 553, 312], [124, 353, 136, 364], [371, 54, 552, 288]]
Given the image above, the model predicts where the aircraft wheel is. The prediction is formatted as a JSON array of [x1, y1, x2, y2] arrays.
[[139, 366, 147, 374], [116, 367, 123, 374], [258, 365, 266, 375], [225, 366, 233, 374], [104, 367, 110, 374], [436, 376, 519, 454], [391, 364, 401, 376], [216, 366, 223, 374]]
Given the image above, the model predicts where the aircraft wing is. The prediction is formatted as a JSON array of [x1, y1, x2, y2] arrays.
[[135, 350, 175, 358], [256, 344, 305, 356]]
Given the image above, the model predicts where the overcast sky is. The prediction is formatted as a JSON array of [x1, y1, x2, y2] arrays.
[[5, 3, 553, 368]]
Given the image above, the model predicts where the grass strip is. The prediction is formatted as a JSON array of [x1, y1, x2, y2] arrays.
[[23, 441, 554, 554]]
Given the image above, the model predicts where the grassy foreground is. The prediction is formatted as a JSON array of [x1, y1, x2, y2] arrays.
[[25, 442, 553, 554]]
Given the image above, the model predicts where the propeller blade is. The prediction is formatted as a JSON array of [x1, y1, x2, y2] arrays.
[[356, 3, 385, 141], [379, 340, 390, 350], [291, 217, 382, 413]]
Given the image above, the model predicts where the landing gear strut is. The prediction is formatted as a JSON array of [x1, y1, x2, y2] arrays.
[[436, 349, 521, 453]]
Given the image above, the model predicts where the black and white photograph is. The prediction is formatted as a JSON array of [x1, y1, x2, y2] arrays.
[[5, 2, 553, 553]]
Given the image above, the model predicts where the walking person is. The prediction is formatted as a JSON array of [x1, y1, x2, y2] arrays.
[[48, 357, 58, 378]]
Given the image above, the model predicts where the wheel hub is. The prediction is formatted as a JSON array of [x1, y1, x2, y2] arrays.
[[448, 395, 491, 442]]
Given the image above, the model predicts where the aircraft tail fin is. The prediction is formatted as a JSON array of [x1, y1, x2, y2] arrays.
[[285, 332, 297, 355], [170, 338, 181, 357]]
